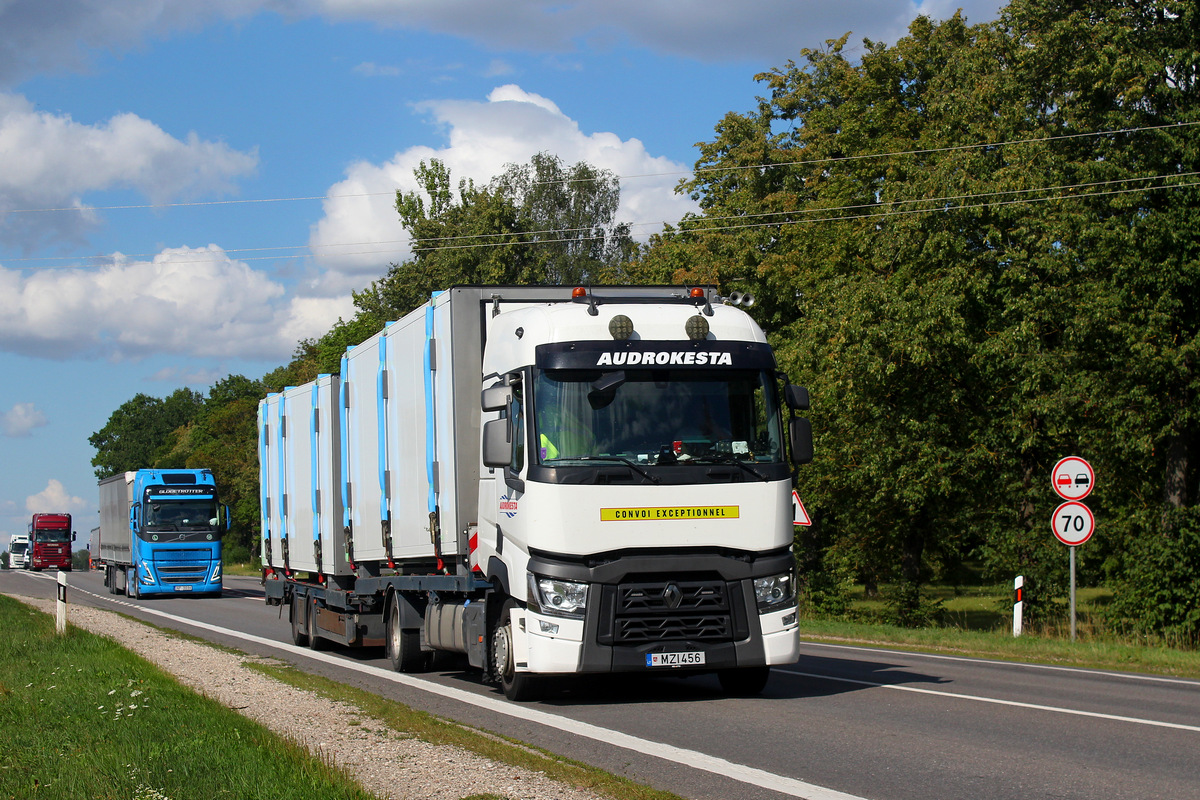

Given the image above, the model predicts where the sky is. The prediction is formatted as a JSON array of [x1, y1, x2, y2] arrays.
[[0, 0, 1006, 554]]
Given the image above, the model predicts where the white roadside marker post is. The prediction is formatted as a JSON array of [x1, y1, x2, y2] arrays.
[[56, 570, 67, 634], [1012, 575, 1024, 637]]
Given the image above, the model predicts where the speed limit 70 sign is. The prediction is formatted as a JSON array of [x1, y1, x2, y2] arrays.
[[1052, 501, 1095, 546]]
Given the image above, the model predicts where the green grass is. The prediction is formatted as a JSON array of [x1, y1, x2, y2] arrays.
[[802, 582, 1200, 680], [0, 595, 375, 800], [0, 596, 675, 800], [246, 661, 684, 800]]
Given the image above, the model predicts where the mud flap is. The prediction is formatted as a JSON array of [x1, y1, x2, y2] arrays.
[[509, 606, 530, 672]]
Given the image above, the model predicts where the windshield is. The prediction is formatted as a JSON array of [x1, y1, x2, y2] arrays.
[[34, 528, 71, 543], [534, 368, 784, 466], [11, 542, 27, 556], [145, 499, 218, 531]]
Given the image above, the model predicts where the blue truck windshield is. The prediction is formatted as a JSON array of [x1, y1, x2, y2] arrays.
[[533, 368, 785, 467]]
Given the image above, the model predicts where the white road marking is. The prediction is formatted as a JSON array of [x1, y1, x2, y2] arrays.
[[801, 640, 1200, 687], [779, 667, 1200, 733]]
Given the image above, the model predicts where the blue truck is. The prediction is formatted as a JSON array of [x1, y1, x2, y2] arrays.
[[98, 469, 227, 598]]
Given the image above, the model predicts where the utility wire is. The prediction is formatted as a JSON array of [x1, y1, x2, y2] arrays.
[[2, 120, 1196, 217], [4, 123, 1197, 268], [12, 172, 1190, 268]]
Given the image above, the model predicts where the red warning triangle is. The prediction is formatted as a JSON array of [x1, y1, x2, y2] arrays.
[[792, 490, 812, 526]]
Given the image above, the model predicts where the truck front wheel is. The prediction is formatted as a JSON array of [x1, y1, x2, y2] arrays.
[[385, 597, 426, 673], [491, 601, 543, 702]]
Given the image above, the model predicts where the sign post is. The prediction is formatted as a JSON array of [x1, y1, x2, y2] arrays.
[[1051, 457, 1096, 642]]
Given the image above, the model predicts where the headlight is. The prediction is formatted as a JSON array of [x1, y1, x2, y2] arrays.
[[529, 574, 588, 618], [753, 571, 796, 610]]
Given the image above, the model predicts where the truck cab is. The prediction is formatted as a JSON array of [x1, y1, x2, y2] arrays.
[[28, 513, 75, 572], [8, 534, 29, 569], [474, 288, 812, 698]]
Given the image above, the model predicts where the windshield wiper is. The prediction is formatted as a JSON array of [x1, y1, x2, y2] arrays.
[[544, 456, 659, 484], [689, 454, 770, 482]]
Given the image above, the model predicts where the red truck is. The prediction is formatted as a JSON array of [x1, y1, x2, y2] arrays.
[[28, 513, 75, 572]]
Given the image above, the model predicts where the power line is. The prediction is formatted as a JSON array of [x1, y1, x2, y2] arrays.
[[8, 171, 1196, 269], [2, 120, 1196, 217], [4, 122, 1197, 269]]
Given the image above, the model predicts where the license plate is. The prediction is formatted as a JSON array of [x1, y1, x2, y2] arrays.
[[173, 585, 193, 592], [646, 651, 705, 667]]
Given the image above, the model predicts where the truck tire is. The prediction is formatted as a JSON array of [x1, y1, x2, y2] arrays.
[[491, 601, 543, 702], [128, 570, 139, 600], [385, 597, 426, 673], [717, 666, 770, 696], [289, 599, 308, 647]]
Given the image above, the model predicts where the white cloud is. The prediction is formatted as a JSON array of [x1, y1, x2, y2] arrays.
[[25, 479, 87, 513], [0, 1, 1007, 87], [308, 84, 699, 285], [0, 92, 258, 251], [0, 246, 353, 361], [1, 402, 46, 437], [306, 0, 1006, 60]]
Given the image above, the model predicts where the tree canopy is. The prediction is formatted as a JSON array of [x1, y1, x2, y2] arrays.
[[87, 1, 1200, 641], [633, 0, 1200, 634]]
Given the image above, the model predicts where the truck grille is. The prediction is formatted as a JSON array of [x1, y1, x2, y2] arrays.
[[609, 579, 737, 645], [156, 564, 208, 583]]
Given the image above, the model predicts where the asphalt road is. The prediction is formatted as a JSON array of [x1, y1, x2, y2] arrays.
[[5, 568, 1199, 800]]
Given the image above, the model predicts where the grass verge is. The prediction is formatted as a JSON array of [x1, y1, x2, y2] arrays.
[[0, 595, 376, 800], [244, 660, 684, 800], [798, 618, 1200, 679]]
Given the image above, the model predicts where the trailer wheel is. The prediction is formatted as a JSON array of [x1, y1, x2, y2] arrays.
[[385, 597, 425, 673], [491, 601, 543, 702], [717, 666, 770, 697], [289, 598, 309, 647]]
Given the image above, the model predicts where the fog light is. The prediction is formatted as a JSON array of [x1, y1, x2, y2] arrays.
[[609, 314, 634, 340], [538, 620, 560, 634], [685, 315, 709, 340]]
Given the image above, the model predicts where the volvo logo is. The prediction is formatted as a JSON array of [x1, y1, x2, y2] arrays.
[[662, 583, 683, 609]]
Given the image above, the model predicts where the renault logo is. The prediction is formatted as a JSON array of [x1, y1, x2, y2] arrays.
[[662, 583, 683, 609]]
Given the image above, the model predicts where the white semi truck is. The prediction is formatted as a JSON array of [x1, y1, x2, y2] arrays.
[[8, 533, 29, 569], [259, 285, 812, 700]]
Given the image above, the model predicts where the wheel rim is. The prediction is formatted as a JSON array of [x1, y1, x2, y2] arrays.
[[491, 621, 513, 683], [387, 602, 399, 663]]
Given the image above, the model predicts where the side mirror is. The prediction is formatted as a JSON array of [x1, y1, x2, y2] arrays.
[[790, 418, 814, 465], [482, 419, 511, 467], [481, 385, 510, 412], [72, 532, 77, 542], [784, 385, 810, 411]]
